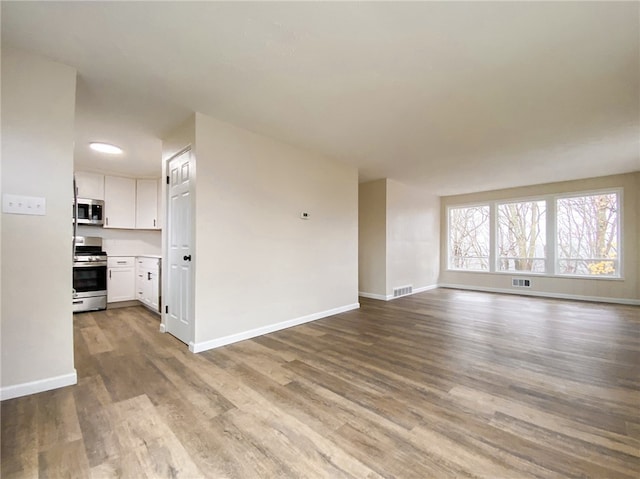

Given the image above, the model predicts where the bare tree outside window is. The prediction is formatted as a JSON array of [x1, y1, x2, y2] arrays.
[[557, 193, 619, 276], [449, 206, 490, 270], [497, 200, 546, 272]]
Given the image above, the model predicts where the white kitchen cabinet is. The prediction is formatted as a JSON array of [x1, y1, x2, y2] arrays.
[[107, 257, 136, 303], [136, 256, 161, 313], [75, 171, 104, 200], [136, 179, 160, 229], [104, 176, 136, 229]]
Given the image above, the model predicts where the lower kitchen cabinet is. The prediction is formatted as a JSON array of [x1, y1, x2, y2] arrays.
[[136, 256, 161, 313], [107, 257, 136, 302]]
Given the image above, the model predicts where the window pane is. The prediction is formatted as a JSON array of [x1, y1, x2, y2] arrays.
[[497, 200, 546, 272], [448, 206, 490, 270], [556, 193, 619, 276]]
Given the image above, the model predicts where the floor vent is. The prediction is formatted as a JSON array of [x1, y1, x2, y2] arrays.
[[512, 278, 532, 288], [393, 285, 413, 297]]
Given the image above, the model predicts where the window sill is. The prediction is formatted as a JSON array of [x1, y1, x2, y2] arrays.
[[445, 269, 624, 281]]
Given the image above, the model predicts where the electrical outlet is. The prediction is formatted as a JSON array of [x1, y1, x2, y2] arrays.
[[2, 194, 46, 216]]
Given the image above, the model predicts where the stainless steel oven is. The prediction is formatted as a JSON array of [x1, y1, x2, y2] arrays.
[[73, 236, 107, 312]]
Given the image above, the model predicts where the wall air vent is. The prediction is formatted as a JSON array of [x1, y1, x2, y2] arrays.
[[393, 285, 413, 297], [512, 278, 532, 288]]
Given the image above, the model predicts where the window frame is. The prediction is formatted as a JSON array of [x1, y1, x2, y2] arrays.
[[445, 187, 623, 280], [553, 187, 623, 280], [446, 202, 492, 272], [495, 198, 548, 275]]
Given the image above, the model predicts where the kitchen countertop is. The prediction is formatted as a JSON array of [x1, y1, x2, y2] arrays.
[[107, 254, 161, 259]]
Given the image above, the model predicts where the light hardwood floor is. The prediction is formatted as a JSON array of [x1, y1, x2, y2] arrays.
[[2, 288, 639, 478]]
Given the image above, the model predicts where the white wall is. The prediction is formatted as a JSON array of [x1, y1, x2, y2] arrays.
[[439, 173, 640, 303], [386, 179, 440, 296], [358, 179, 440, 300], [77, 225, 161, 257], [1, 47, 77, 399], [192, 113, 358, 349], [637, 172, 640, 299], [358, 180, 387, 297]]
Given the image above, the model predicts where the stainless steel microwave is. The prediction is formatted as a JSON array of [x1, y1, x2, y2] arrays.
[[74, 198, 104, 226]]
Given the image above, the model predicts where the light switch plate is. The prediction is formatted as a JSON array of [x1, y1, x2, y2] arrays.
[[2, 194, 46, 216]]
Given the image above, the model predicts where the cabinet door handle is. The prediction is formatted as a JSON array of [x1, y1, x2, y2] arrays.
[[105, 217, 109, 226], [147, 272, 151, 280], [109, 270, 112, 279], [153, 219, 156, 227], [183, 255, 191, 261]]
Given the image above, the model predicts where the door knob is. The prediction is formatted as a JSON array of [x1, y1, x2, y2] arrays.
[[183, 255, 192, 261]]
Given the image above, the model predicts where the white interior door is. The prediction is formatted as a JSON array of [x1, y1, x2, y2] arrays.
[[166, 149, 193, 344]]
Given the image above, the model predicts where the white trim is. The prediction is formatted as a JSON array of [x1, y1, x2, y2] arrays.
[[413, 284, 439, 294], [1, 370, 77, 401], [438, 283, 640, 306], [159, 323, 166, 333], [446, 203, 491, 271], [360, 284, 438, 301], [555, 188, 623, 278], [358, 292, 388, 301], [189, 303, 360, 353]]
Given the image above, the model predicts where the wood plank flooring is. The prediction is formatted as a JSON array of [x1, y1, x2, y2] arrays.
[[2, 288, 639, 478]]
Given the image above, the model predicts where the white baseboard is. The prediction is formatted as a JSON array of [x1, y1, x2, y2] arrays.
[[1, 370, 77, 401], [190, 302, 360, 353], [107, 300, 139, 309], [159, 323, 166, 333], [360, 284, 438, 302], [412, 284, 439, 295], [438, 283, 640, 306], [358, 292, 388, 301]]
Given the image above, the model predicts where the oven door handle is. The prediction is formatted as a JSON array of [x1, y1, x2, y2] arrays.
[[73, 262, 107, 268]]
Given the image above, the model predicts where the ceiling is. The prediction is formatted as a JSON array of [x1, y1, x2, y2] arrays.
[[2, 1, 639, 195]]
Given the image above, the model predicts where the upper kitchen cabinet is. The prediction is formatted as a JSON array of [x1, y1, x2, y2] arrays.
[[104, 175, 136, 228], [136, 179, 160, 229], [75, 171, 104, 200]]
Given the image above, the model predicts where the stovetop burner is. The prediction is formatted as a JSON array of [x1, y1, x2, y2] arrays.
[[74, 235, 106, 259]]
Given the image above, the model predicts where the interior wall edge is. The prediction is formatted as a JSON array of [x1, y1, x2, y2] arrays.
[[189, 302, 360, 353], [360, 283, 439, 301], [0, 370, 77, 401]]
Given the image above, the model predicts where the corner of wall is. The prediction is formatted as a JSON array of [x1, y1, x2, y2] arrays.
[[385, 180, 441, 297], [1, 46, 77, 398], [358, 179, 388, 297]]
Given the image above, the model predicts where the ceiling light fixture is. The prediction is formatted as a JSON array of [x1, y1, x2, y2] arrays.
[[89, 142, 123, 154]]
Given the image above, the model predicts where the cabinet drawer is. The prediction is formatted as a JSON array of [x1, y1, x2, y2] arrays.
[[108, 256, 135, 268]]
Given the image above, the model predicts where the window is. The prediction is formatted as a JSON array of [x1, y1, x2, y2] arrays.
[[448, 205, 490, 270], [446, 189, 622, 279], [556, 192, 620, 277], [497, 200, 546, 272]]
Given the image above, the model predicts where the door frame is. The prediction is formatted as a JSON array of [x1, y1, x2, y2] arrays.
[[160, 146, 196, 348]]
